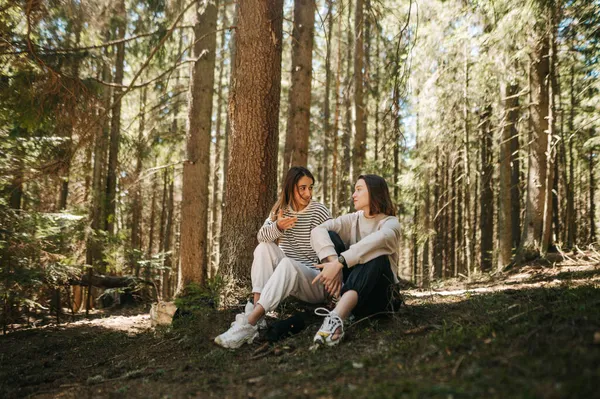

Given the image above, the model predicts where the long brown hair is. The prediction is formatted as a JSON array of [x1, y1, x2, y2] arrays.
[[270, 166, 315, 220], [357, 174, 396, 216]]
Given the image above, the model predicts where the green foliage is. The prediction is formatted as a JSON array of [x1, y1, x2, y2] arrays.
[[174, 277, 225, 313], [0, 204, 86, 327]]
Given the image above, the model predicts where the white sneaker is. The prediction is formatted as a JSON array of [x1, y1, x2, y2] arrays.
[[215, 313, 258, 349], [231, 301, 267, 330], [313, 307, 344, 346]]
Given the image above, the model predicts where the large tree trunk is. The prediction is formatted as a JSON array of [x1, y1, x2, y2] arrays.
[[104, 0, 126, 235], [283, 0, 315, 170], [352, 0, 366, 182], [516, 30, 550, 263], [219, 0, 284, 283], [479, 106, 494, 272], [498, 83, 518, 269], [178, 0, 218, 290]]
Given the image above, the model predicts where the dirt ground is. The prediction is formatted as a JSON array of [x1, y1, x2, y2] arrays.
[[1, 253, 599, 398]]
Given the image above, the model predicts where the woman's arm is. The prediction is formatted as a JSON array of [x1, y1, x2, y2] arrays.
[[341, 217, 401, 267], [256, 216, 284, 243], [310, 213, 354, 262]]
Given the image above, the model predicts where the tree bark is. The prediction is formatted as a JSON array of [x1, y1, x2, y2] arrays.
[[178, 0, 219, 290], [219, 0, 284, 283], [283, 0, 315, 170]]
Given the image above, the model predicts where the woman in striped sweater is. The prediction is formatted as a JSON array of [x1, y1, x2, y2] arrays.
[[215, 166, 331, 349]]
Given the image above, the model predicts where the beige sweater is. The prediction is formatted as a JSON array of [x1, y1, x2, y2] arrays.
[[310, 211, 401, 281]]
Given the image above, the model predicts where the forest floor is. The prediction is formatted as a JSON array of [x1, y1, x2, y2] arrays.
[[1, 251, 600, 399]]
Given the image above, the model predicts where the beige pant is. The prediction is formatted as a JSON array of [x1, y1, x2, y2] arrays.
[[251, 242, 326, 313]]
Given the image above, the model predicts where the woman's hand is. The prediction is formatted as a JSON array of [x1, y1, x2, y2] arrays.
[[276, 209, 298, 231], [312, 260, 343, 297]]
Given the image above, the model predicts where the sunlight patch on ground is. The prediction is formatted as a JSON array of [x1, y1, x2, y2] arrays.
[[65, 314, 152, 335], [406, 276, 600, 298]]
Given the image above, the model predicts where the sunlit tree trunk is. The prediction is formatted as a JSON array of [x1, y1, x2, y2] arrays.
[[178, 0, 218, 290], [219, 0, 283, 283]]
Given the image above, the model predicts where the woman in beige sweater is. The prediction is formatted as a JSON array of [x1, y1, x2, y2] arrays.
[[310, 174, 401, 346]]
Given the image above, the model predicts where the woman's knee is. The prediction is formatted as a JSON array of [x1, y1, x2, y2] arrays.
[[254, 242, 277, 257]]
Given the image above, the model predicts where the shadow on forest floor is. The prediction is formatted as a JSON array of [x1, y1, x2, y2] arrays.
[[1, 257, 599, 398]]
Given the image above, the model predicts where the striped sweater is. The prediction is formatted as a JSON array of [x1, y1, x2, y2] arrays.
[[257, 201, 331, 269]]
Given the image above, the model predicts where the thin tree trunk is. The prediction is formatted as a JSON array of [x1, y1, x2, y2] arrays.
[[499, 83, 517, 269], [589, 129, 597, 244], [130, 87, 146, 273], [178, 0, 219, 290], [566, 65, 576, 248], [340, 0, 353, 210], [462, 43, 472, 278], [542, 4, 558, 256], [209, 2, 229, 274], [433, 148, 442, 279], [509, 85, 521, 250], [331, 2, 342, 216], [422, 171, 431, 287], [104, 0, 126, 235], [479, 106, 494, 272], [163, 171, 174, 300], [219, 0, 284, 283], [352, 0, 366, 182], [321, 0, 333, 206], [86, 55, 110, 270]]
